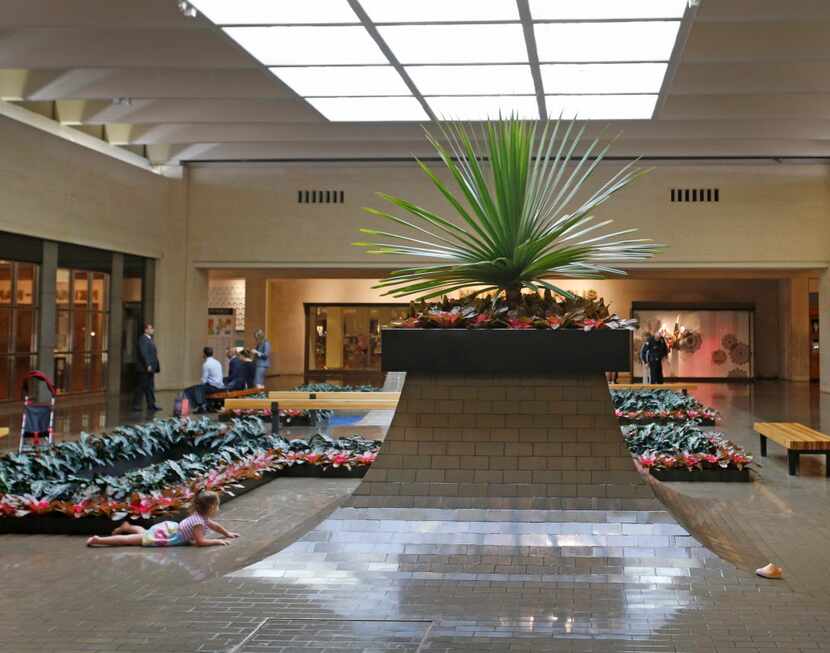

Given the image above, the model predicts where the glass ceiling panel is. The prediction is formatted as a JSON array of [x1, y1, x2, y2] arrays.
[[271, 66, 410, 97], [540, 63, 668, 94], [545, 94, 658, 119], [529, 0, 687, 20], [307, 96, 429, 121], [191, 0, 360, 24], [406, 65, 535, 95], [534, 22, 681, 62], [427, 95, 539, 121], [360, 0, 520, 23], [224, 26, 387, 65], [378, 24, 529, 64]]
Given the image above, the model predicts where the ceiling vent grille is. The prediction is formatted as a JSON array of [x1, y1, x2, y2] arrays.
[[670, 188, 719, 203], [298, 189, 345, 204]]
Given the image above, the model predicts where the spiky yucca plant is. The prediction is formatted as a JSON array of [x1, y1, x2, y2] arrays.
[[354, 116, 661, 308]]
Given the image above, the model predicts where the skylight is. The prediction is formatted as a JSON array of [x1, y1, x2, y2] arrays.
[[194, 1, 686, 122], [224, 26, 387, 65], [529, 0, 687, 20], [545, 95, 658, 120], [360, 0, 520, 23], [540, 64, 668, 94], [406, 65, 535, 96], [307, 97, 429, 122], [534, 22, 682, 62], [271, 66, 410, 97], [428, 96, 539, 121], [190, 0, 359, 25], [378, 24, 529, 64]]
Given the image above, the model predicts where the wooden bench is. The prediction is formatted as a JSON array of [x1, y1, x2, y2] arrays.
[[225, 397, 399, 411], [754, 422, 830, 476], [267, 391, 400, 402], [206, 387, 262, 401], [610, 383, 698, 395], [0, 427, 8, 439]]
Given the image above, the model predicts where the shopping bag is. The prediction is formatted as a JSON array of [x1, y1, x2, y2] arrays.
[[173, 394, 190, 418]]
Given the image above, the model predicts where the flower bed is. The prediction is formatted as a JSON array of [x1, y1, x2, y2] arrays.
[[611, 389, 720, 426], [0, 417, 379, 533], [622, 422, 751, 481]]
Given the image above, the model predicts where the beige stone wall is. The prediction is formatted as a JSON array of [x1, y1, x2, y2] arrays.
[[351, 372, 655, 510], [187, 161, 830, 269]]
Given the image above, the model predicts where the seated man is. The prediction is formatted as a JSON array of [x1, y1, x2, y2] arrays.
[[224, 347, 245, 391], [184, 347, 226, 413]]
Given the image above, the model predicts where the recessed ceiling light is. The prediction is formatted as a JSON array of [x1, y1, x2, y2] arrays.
[[406, 65, 535, 95], [534, 22, 681, 62], [224, 26, 387, 65], [307, 96, 429, 121], [427, 96, 539, 121], [190, 0, 359, 24], [271, 66, 410, 97], [545, 94, 658, 119], [360, 0, 519, 23], [379, 24, 528, 64], [529, 0, 687, 20], [540, 63, 668, 94]]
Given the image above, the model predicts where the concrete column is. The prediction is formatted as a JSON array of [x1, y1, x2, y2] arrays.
[[780, 276, 811, 382], [106, 253, 123, 396], [820, 269, 830, 393], [142, 257, 156, 326], [37, 241, 57, 402], [325, 307, 344, 369]]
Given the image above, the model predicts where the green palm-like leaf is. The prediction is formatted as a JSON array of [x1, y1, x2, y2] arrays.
[[355, 115, 663, 305]]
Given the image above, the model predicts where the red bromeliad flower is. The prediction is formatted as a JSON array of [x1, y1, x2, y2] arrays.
[[702, 454, 719, 465], [507, 317, 533, 330], [546, 315, 563, 330], [427, 310, 463, 328], [681, 453, 701, 471], [582, 318, 607, 331], [354, 451, 378, 466], [25, 497, 52, 514], [329, 452, 351, 468], [730, 452, 750, 469], [304, 452, 322, 465], [471, 313, 493, 328], [638, 454, 657, 469]]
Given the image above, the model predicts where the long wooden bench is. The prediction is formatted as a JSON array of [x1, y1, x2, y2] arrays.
[[754, 422, 830, 476], [267, 391, 400, 402], [206, 387, 262, 401], [610, 383, 698, 395], [225, 397, 399, 411]]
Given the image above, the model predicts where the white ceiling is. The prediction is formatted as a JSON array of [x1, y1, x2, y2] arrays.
[[1, 0, 829, 164]]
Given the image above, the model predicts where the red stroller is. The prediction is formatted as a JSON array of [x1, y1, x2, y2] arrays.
[[19, 371, 57, 453]]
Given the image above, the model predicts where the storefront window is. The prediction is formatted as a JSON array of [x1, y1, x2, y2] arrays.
[[55, 268, 109, 393], [306, 304, 408, 373], [0, 261, 39, 400]]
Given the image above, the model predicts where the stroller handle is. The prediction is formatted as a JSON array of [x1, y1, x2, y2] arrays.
[[20, 370, 58, 399]]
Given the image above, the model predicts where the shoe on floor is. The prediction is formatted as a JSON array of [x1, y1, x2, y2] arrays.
[[150, 405, 162, 411], [755, 563, 783, 579]]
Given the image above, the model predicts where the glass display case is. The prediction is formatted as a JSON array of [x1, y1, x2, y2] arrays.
[[632, 303, 754, 380], [306, 304, 409, 373]]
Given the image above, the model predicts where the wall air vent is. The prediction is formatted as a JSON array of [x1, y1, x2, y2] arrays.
[[297, 189, 345, 204], [670, 188, 719, 203]]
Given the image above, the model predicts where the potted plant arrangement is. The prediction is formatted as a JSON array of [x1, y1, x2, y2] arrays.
[[355, 116, 661, 373]]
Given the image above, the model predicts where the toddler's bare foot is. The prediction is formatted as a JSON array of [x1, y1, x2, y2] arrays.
[[755, 562, 783, 579], [86, 536, 101, 547]]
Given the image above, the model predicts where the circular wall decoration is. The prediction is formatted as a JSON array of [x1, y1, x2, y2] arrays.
[[721, 334, 738, 350], [679, 331, 702, 354], [730, 342, 750, 365], [727, 367, 748, 379], [712, 349, 728, 365]]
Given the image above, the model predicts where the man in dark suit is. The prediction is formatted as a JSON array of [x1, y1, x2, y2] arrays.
[[132, 323, 161, 412], [223, 347, 245, 391]]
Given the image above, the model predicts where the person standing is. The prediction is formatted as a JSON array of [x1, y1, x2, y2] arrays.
[[648, 334, 669, 384], [252, 329, 271, 388], [132, 323, 161, 412], [640, 334, 653, 384]]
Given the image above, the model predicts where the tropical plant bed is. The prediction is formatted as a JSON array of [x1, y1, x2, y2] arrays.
[[0, 417, 379, 534], [622, 422, 752, 482], [611, 389, 721, 426]]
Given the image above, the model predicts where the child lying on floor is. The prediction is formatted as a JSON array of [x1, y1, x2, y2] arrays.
[[86, 490, 239, 547]]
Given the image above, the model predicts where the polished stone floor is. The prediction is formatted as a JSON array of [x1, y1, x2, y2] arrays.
[[1, 381, 830, 652]]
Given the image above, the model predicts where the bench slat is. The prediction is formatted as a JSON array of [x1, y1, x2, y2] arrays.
[[754, 422, 830, 450], [225, 398, 399, 411], [267, 391, 400, 401], [610, 383, 698, 391]]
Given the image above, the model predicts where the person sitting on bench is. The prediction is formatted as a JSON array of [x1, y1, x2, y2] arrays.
[[185, 347, 226, 413], [223, 347, 246, 391]]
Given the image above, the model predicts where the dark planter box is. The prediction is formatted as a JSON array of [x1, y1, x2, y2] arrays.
[[619, 418, 718, 427], [650, 468, 751, 482], [381, 328, 631, 374]]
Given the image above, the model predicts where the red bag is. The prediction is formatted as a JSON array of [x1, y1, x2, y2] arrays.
[[173, 394, 190, 417]]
